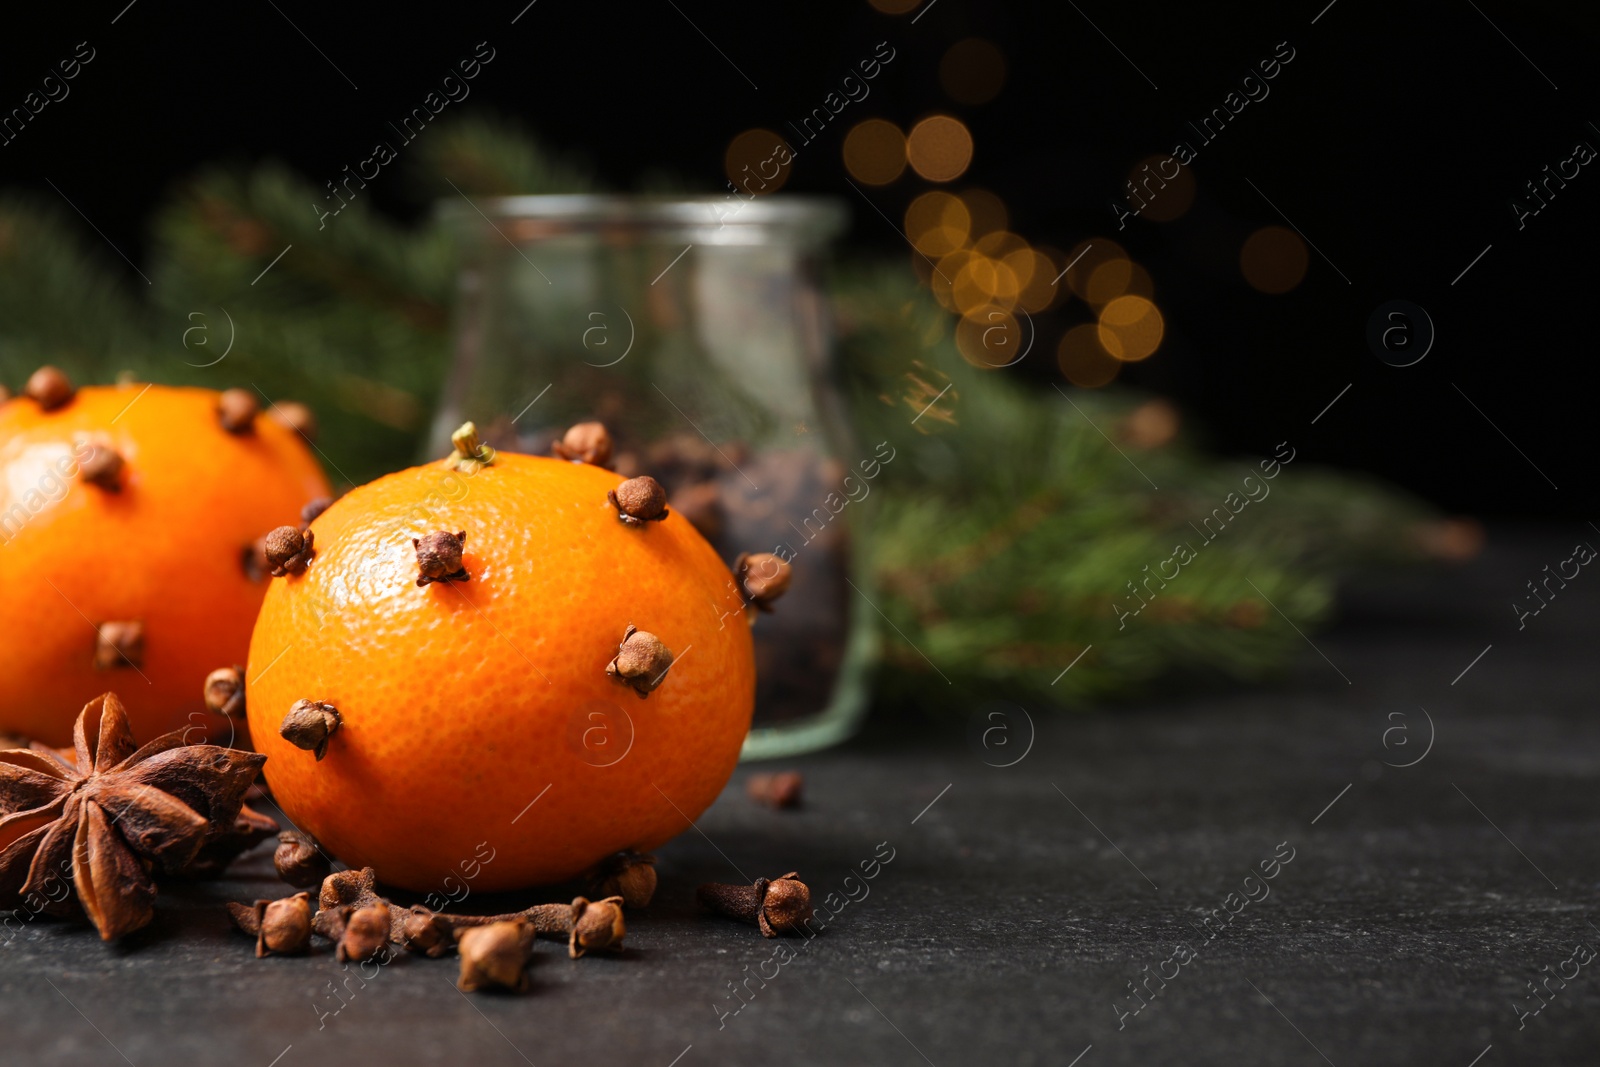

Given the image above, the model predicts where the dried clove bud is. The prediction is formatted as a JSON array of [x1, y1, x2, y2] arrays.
[[93, 621, 144, 670], [312, 903, 353, 944], [605, 625, 674, 698], [264, 525, 314, 577], [551, 421, 614, 468], [217, 389, 260, 434], [242, 537, 271, 582], [735, 552, 792, 613], [280, 699, 341, 760], [670, 482, 724, 540], [698, 872, 813, 938], [414, 530, 469, 586], [1412, 517, 1485, 563], [399, 906, 456, 958], [317, 867, 383, 915], [456, 920, 536, 992], [300, 496, 334, 524], [77, 442, 124, 491], [568, 896, 627, 958], [259, 893, 314, 956], [24, 366, 75, 411], [203, 666, 246, 718], [269, 400, 318, 442], [338, 901, 393, 963], [274, 830, 331, 888], [587, 852, 657, 909], [607, 476, 669, 525], [508, 896, 628, 958], [228, 892, 314, 957], [447, 421, 497, 473], [746, 770, 804, 809], [316, 867, 625, 962]]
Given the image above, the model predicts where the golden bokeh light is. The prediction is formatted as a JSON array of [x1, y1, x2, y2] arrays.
[[1061, 238, 1126, 300], [953, 254, 1021, 310], [1084, 258, 1154, 307], [956, 306, 1026, 369], [972, 230, 1027, 262], [1014, 247, 1062, 313], [1240, 226, 1309, 294], [999, 245, 1040, 290], [1127, 154, 1196, 222], [1058, 324, 1121, 388], [842, 119, 907, 185], [1097, 295, 1165, 362], [724, 129, 793, 194], [907, 115, 974, 182], [959, 188, 1008, 238], [906, 191, 971, 256], [940, 39, 1007, 105], [928, 248, 979, 312]]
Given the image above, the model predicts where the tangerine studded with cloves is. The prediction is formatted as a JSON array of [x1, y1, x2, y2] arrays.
[[0, 376, 329, 743], [245, 445, 754, 891]]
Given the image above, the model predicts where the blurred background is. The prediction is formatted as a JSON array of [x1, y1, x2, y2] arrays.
[[4, 0, 1594, 515], [2, 0, 1591, 733]]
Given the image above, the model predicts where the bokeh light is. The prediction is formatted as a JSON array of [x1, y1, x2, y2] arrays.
[[1097, 295, 1165, 361], [1058, 325, 1121, 387], [972, 230, 1027, 263], [1060, 238, 1126, 301], [906, 191, 971, 257], [1014, 247, 1062, 313], [724, 129, 793, 194], [953, 253, 1020, 310], [959, 188, 1008, 239], [842, 119, 907, 185], [1240, 226, 1309, 293], [1084, 258, 1154, 307], [1121, 398, 1180, 449], [1127, 154, 1196, 222], [940, 39, 1007, 105], [928, 248, 978, 312], [956, 306, 1026, 368], [907, 115, 974, 182]]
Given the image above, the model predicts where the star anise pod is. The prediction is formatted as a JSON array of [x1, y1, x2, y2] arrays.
[[0, 692, 266, 940]]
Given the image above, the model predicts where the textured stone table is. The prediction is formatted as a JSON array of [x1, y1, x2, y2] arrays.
[[3, 525, 1596, 1066]]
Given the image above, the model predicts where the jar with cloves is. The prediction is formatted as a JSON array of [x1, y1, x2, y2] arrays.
[[433, 195, 876, 757]]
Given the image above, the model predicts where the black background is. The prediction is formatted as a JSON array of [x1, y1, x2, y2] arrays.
[[2, 0, 1594, 517]]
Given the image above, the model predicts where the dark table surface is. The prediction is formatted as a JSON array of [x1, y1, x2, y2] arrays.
[[3, 525, 1597, 1067]]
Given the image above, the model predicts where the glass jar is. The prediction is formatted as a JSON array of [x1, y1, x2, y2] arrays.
[[432, 195, 873, 758]]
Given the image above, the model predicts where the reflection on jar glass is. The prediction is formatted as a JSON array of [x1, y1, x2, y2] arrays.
[[433, 195, 875, 758]]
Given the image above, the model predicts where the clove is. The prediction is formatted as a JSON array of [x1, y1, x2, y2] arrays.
[[274, 830, 332, 888], [586, 851, 658, 909], [203, 665, 246, 718], [217, 389, 260, 434], [608, 476, 669, 524], [316, 868, 626, 960], [698, 872, 813, 937], [227, 892, 314, 957], [551, 421, 614, 468], [746, 771, 804, 809], [281, 699, 341, 760], [456, 920, 537, 993], [264, 525, 314, 577]]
